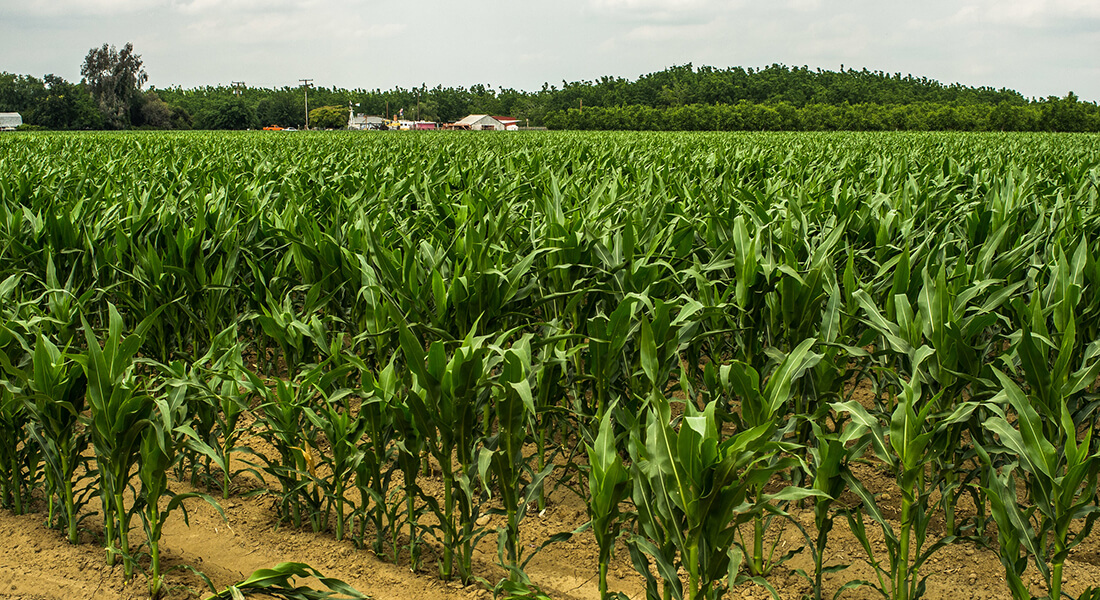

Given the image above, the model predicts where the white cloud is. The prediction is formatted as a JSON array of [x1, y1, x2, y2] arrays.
[[170, 0, 304, 16], [622, 21, 720, 42], [591, 0, 708, 10], [588, 0, 743, 23], [11, 0, 164, 17], [950, 0, 1100, 26]]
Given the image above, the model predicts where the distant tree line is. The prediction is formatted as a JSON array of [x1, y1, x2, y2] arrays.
[[2, 57, 1099, 132], [544, 95, 1100, 132]]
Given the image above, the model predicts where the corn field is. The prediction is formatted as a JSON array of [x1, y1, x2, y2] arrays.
[[0, 130, 1099, 600]]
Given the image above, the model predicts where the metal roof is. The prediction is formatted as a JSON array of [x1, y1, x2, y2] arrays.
[[454, 114, 498, 126], [0, 113, 22, 128]]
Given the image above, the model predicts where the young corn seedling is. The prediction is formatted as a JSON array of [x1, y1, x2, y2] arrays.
[[203, 561, 367, 600]]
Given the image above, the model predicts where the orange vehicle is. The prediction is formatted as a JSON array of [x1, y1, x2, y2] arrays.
[[262, 125, 284, 131]]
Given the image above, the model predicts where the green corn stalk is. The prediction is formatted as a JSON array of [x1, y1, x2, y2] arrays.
[[41, 255, 96, 346], [350, 358, 398, 556], [833, 379, 963, 600], [302, 388, 370, 542], [627, 393, 786, 600], [78, 304, 160, 579], [242, 366, 323, 530], [166, 324, 257, 498], [0, 386, 33, 515], [584, 402, 632, 600], [23, 334, 88, 543], [793, 417, 867, 600], [704, 338, 822, 578], [975, 264, 1100, 599], [0, 278, 36, 516], [254, 288, 328, 376], [137, 385, 223, 599], [532, 323, 571, 513], [390, 392, 426, 571], [399, 321, 496, 582], [585, 298, 638, 419], [980, 368, 1100, 600], [479, 335, 554, 582]]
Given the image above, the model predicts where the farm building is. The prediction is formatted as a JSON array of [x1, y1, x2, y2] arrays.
[[0, 113, 22, 131], [451, 114, 509, 130], [494, 116, 520, 130], [348, 114, 385, 130]]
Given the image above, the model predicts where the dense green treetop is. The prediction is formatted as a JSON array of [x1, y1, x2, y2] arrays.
[[2, 62, 1097, 131]]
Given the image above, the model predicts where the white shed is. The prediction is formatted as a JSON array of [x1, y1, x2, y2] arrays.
[[349, 114, 385, 130], [0, 113, 22, 131], [454, 114, 504, 131]]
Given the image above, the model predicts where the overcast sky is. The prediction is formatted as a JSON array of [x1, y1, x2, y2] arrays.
[[2, 0, 1098, 102]]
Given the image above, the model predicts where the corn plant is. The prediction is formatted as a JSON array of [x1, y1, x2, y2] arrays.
[[79, 304, 159, 579], [168, 324, 256, 498], [584, 297, 638, 419], [399, 322, 497, 582], [0, 275, 37, 516], [0, 385, 34, 515], [480, 335, 555, 581], [584, 403, 632, 600], [23, 334, 89, 543], [349, 359, 398, 556], [703, 338, 823, 578], [627, 393, 783, 600], [301, 386, 369, 542], [242, 366, 323, 530], [980, 365, 1100, 600], [203, 562, 367, 600], [793, 417, 867, 600], [253, 287, 329, 376], [833, 379, 963, 600], [137, 384, 223, 599], [389, 388, 426, 571]]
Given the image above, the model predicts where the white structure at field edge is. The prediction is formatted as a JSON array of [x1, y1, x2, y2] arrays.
[[0, 113, 21, 131], [454, 114, 518, 130]]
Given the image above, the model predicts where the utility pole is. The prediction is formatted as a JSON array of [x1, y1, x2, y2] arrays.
[[231, 81, 245, 96], [299, 78, 313, 130]]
